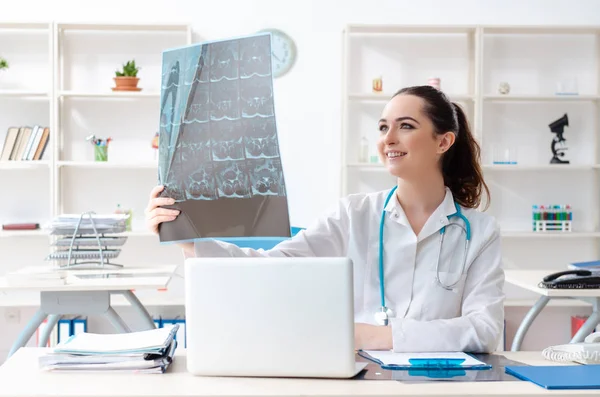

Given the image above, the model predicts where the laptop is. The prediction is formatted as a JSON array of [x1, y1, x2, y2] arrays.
[[184, 256, 367, 378]]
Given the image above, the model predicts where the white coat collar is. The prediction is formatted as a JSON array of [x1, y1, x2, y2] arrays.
[[383, 187, 458, 241]]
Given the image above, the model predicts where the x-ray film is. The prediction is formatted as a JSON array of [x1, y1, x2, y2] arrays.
[[157, 33, 291, 243]]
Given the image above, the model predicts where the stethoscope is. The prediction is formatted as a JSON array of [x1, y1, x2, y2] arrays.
[[375, 186, 472, 326]]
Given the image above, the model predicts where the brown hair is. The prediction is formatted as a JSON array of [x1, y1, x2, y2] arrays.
[[393, 85, 490, 210]]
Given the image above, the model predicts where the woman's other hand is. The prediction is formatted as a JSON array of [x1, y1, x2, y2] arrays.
[[354, 323, 392, 351]]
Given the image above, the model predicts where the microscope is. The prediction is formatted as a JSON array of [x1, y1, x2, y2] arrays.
[[549, 113, 569, 164]]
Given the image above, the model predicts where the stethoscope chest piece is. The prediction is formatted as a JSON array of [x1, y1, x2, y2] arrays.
[[374, 306, 395, 326]]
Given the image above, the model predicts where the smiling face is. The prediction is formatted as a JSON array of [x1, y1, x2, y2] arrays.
[[377, 94, 455, 180]]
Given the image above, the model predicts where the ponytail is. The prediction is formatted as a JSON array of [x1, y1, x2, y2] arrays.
[[443, 103, 489, 210], [393, 85, 490, 210]]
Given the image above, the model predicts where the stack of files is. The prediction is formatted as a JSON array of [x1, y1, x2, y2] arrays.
[[357, 350, 492, 370], [38, 324, 179, 373], [49, 214, 130, 235]]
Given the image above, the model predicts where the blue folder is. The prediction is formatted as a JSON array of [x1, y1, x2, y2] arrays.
[[505, 365, 600, 389]]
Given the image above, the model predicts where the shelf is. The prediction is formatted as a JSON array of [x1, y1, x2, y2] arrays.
[[483, 26, 600, 35], [0, 22, 50, 30], [349, 93, 474, 102], [56, 22, 189, 32], [349, 164, 600, 172], [59, 91, 161, 99], [0, 90, 49, 98], [483, 164, 598, 171], [501, 231, 600, 238], [0, 161, 50, 170], [483, 94, 600, 102], [57, 161, 157, 169], [347, 24, 477, 35], [0, 230, 48, 238]]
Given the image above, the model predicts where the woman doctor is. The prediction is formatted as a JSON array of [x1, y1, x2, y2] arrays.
[[145, 85, 505, 353]]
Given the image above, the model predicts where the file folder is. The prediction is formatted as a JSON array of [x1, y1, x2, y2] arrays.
[[57, 319, 71, 344], [505, 365, 600, 389]]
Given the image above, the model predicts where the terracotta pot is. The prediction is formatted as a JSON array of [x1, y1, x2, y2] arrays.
[[113, 76, 141, 91]]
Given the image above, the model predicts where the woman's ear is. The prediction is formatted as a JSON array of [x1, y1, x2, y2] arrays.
[[437, 132, 456, 154]]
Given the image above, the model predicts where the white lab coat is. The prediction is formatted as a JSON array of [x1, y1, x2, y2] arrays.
[[192, 187, 505, 353]]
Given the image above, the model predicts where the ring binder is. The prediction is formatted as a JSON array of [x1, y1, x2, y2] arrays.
[[46, 211, 130, 269]]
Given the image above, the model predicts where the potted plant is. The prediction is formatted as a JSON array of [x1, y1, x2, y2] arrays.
[[113, 59, 141, 91], [0, 57, 8, 71]]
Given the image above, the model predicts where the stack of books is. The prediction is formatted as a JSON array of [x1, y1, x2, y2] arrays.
[[38, 324, 179, 373]]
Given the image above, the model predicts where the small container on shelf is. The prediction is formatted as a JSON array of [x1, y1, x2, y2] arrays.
[[372, 76, 383, 93], [532, 204, 572, 232]]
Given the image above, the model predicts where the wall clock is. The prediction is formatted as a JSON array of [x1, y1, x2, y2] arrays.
[[259, 28, 297, 78]]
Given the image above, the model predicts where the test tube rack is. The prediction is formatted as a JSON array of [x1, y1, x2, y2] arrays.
[[45, 211, 129, 269], [532, 205, 572, 232]]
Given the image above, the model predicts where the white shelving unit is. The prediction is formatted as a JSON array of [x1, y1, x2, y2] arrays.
[[341, 24, 600, 304], [0, 22, 191, 306]]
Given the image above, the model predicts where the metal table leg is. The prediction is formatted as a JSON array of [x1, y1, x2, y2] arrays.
[[511, 296, 550, 351], [571, 297, 600, 343], [120, 290, 156, 330], [38, 314, 61, 347], [104, 306, 131, 333], [8, 309, 47, 358]]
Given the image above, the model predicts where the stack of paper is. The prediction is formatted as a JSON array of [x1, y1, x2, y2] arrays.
[[39, 324, 179, 373], [49, 213, 130, 235]]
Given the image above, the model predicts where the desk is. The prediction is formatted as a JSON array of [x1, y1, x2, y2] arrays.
[[0, 265, 177, 358], [0, 348, 596, 397], [505, 269, 600, 351]]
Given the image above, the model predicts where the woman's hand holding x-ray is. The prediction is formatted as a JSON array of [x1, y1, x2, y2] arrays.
[[145, 185, 180, 234]]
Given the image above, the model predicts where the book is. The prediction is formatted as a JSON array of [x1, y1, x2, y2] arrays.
[[157, 33, 291, 244]]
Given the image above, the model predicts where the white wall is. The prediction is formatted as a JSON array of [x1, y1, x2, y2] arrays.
[[2, 0, 600, 359], [4, 0, 599, 226]]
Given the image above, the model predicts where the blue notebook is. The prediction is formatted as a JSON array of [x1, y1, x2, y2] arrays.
[[505, 365, 600, 389]]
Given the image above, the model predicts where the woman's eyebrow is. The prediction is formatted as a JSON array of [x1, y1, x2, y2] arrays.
[[378, 116, 420, 125]]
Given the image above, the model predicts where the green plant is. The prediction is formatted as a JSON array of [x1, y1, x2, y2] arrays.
[[0, 57, 8, 70], [115, 59, 139, 77]]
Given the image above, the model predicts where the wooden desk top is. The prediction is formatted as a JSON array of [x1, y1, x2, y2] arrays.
[[0, 348, 596, 397]]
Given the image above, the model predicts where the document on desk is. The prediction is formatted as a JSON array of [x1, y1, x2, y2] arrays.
[[358, 350, 491, 370]]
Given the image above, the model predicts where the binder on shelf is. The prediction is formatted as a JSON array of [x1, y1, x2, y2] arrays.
[[57, 319, 72, 344], [56, 318, 88, 344], [73, 317, 87, 335]]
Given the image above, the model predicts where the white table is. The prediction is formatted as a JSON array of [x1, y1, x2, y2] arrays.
[[0, 265, 177, 358], [505, 269, 600, 351], [0, 348, 595, 397]]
